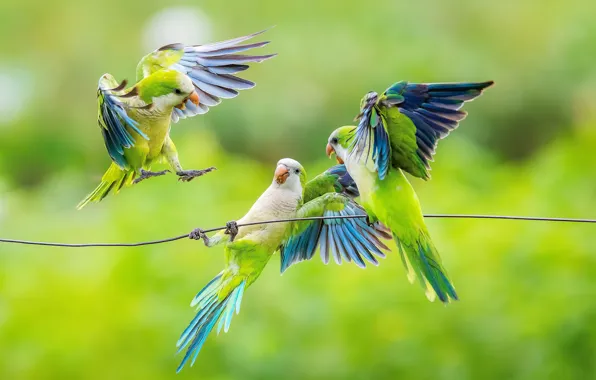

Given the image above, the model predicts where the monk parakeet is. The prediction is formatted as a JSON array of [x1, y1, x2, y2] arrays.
[[77, 30, 275, 209], [326, 80, 494, 303], [176, 159, 390, 372]]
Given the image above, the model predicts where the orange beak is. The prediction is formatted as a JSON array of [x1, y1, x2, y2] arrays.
[[188, 91, 200, 106], [275, 165, 289, 184], [326, 143, 334, 158], [175, 91, 200, 110], [326, 143, 343, 164]]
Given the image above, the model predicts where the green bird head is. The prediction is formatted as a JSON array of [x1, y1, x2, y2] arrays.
[[326, 126, 356, 164], [136, 69, 199, 111], [273, 158, 307, 194]]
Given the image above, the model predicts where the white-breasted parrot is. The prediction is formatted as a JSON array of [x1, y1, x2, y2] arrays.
[[176, 159, 390, 371]]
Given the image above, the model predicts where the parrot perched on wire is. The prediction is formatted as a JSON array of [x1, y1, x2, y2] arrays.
[[77, 30, 275, 209], [326, 80, 494, 303], [176, 158, 391, 372]]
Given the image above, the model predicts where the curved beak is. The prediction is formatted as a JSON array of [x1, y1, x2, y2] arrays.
[[275, 165, 289, 184], [326, 143, 334, 158], [326, 143, 344, 164], [188, 91, 200, 106]]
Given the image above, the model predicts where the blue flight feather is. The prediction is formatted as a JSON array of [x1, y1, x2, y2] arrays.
[[352, 80, 492, 179], [176, 276, 246, 372], [165, 29, 275, 123], [188, 76, 239, 99], [417, 243, 446, 302], [188, 69, 255, 90], [97, 86, 149, 169], [344, 221, 379, 265], [193, 41, 270, 57], [280, 198, 390, 272]]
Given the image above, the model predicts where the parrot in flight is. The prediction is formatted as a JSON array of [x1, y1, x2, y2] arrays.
[[326, 80, 494, 303], [77, 30, 275, 209], [176, 158, 391, 372]]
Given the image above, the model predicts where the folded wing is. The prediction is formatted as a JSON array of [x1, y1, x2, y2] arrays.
[[96, 74, 149, 169]]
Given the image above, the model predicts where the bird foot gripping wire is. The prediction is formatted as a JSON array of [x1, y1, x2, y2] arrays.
[[133, 169, 170, 184], [224, 221, 238, 242], [176, 167, 217, 182], [188, 220, 238, 246], [0, 215, 594, 249], [188, 228, 210, 246]]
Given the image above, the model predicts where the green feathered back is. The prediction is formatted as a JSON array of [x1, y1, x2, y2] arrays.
[[354, 81, 494, 180], [303, 164, 358, 203], [382, 106, 430, 179]]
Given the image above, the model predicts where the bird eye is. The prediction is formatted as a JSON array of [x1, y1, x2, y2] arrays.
[[294, 169, 300, 174], [331, 137, 338, 144], [174, 89, 182, 95]]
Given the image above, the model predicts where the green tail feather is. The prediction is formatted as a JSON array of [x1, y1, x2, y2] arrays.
[[77, 163, 136, 209], [394, 232, 458, 303]]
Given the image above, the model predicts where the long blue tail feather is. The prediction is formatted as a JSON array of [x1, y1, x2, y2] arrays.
[[176, 274, 246, 373], [393, 233, 458, 303]]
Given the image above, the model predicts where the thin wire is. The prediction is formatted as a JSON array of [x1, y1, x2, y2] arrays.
[[423, 214, 596, 223], [0, 214, 594, 248]]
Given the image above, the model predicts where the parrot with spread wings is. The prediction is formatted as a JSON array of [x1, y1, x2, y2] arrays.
[[326, 80, 494, 303], [77, 30, 275, 209], [176, 159, 391, 372]]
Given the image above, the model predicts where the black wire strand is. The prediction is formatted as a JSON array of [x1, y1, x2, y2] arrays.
[[0, 214, 594, 248]]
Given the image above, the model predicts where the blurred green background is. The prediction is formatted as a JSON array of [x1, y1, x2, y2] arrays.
[[0, 0, 595, 379]]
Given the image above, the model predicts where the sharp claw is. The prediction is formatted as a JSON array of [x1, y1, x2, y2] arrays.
[[133, 169, 170, 184], [189, 228, 210, 246], [189, 228, 204, 240], [176, 167, 217, 182], [224, 221, 239, 242]]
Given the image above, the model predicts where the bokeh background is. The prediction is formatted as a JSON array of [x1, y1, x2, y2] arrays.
[[0, 0, 595, 379]]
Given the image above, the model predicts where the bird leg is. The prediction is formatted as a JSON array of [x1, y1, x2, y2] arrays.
[[133, 169, 170, 184], [162, 136, 216, 182], [224, 221, 239, 242], [176, 167, 217, 182], [189, 228, 211, 246]]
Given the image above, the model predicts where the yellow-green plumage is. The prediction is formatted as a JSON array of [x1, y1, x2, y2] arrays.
[[359, 166, 454, 302], [136, 48, 184, 81], [176, 159, 390, 372], [77, 163, 136, 205], [383, 107, 429, 179], [77, 71, 187, 209], [333, 128, 458, 302], [327, 80, 493, 302], [221, 238, 277, 295], [79, 30, 276, 209]]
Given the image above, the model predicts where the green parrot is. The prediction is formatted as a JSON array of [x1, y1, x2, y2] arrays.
[[176, 158, 390, 371], [326, 80, 494, 303], [77, 30, 275, 209]]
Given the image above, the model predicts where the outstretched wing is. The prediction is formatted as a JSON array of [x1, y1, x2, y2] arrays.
[[96, 74, 149, 169], [136, 29, 276, 122], [353, 81, 494, 180], [280, 193, 391, 273]]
